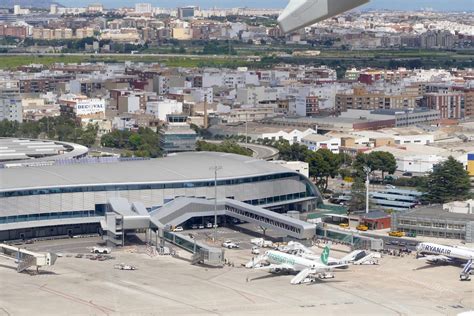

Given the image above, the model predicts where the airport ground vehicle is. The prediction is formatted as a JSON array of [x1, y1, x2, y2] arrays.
[[356, 224, 368, 231], [91, 247, 111, 254], [114, 263, 136, 270], [173, 226, 184, 232], [198, 224, 205, 229], [222, 240, 239, 249], [251, 238, 274, 248], [206, 223, 213, 228], [388, 231, 405, 237], [339, 223, 349, 229], [251, 246, 260, 255]]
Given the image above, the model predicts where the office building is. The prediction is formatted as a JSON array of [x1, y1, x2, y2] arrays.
[[159, 114, 197, 153]]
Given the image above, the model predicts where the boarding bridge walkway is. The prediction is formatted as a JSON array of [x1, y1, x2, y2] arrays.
[[102, 197, 317, 266], [0, 243, 57, 272], [150, 197, 316, 240], [315, 225, 383, 251]]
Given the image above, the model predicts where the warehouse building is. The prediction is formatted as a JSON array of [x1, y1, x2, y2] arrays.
[[392, 205, 474, 242]]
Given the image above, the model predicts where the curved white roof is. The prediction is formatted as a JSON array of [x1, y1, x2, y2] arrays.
[[0, 138, 88, 162], [0, 152, 295, 191]]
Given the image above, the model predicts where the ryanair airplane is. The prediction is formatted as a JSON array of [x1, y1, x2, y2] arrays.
[[416, 242, 474, 281]]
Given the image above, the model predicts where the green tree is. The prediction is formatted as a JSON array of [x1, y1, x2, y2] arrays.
[[274, 140, 308, 161], [368, 151, 397, 181], [423, 156, 471, 204], [348, 177, 374, 212], [314, 149, 341, 191], [128, 133, 142, 150], [196, 140, 252, 156], [307, 151, 331, 190], [348, 177, 368, 213], [353, 151, 397, 181]]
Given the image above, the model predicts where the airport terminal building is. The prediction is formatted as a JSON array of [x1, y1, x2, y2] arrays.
[[0, 152, 322, 241]]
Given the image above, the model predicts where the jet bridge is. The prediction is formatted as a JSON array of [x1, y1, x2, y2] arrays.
[[101, 197, 317, 266], [150, 197, 316, 240], [0, 243, 57, 273]]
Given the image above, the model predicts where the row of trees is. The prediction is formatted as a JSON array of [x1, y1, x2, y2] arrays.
[[196, 140, 252, 156], [274, 140, 398, 193], [0, 118, 98, 147], [100, 127, 161, 158]]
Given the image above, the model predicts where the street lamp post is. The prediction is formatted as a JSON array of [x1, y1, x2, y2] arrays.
[[210, 165, 222, 242], [363, 166, 371, 214]]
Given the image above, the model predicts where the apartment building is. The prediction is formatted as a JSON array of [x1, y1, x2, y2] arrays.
[[336, 86, 419, 113]]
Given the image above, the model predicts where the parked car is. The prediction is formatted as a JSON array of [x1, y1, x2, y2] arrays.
[[198, 224, 205, 229], [173, 226, 184, 232], [191, 224, 198, 229], [402, 172, 413, 177], [206, 222, 213, 228], [385, 184, 396, 189]]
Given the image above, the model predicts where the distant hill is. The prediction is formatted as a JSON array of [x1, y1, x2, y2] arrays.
[[0, 0, 55, 9]]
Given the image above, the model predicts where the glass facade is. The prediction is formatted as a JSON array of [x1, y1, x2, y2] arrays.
[[0, 172, 315, 198], [0, 172, 320, 229], [0, 210, 100, 224]]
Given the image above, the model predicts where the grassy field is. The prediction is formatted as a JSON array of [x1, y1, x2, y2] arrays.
[[0, 49, 472, 70], [0, 55, 251, 69]]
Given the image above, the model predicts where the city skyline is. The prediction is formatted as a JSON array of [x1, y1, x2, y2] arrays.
[[56, 0, 474, 11]]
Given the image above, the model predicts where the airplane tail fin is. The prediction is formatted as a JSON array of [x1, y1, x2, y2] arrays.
[[320, 245, 330, 265]]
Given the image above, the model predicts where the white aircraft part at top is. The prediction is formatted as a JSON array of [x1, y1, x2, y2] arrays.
[[278, 0, 370, 33]]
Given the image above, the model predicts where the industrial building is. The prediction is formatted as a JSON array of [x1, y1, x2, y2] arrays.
[[0, 152, 322, 241], [392, 205, 474, 242]]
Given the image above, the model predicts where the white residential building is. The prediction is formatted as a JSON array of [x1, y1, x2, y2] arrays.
[[146, 99, 183, 121], [263, 128, 316, 145], [135, 3, 152, 13], [301, 134, 341, 153]]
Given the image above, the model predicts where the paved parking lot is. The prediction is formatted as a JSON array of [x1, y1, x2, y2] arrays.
[[0, 236, 473, 315]]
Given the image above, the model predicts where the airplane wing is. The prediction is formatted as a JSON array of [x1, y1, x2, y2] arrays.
[[254, 263, 295, 271], [278, 0, 370, 33], [417, 254, 451, 262], [325, 263, 349, 269]]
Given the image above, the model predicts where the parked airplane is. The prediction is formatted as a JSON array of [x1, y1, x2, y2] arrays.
[[278, 241, 370, 267], [278, 0, 370, 33], [416, 242, 473, 281], [246, 245, 347, 284]]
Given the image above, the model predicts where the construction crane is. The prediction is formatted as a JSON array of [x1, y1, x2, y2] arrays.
[[278, 0, 370, 33], [0, 243, 57, 273]]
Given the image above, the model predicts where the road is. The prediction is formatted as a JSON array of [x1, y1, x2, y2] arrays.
[[240, 142, 279, 160], [204, 140, 279, 160]]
